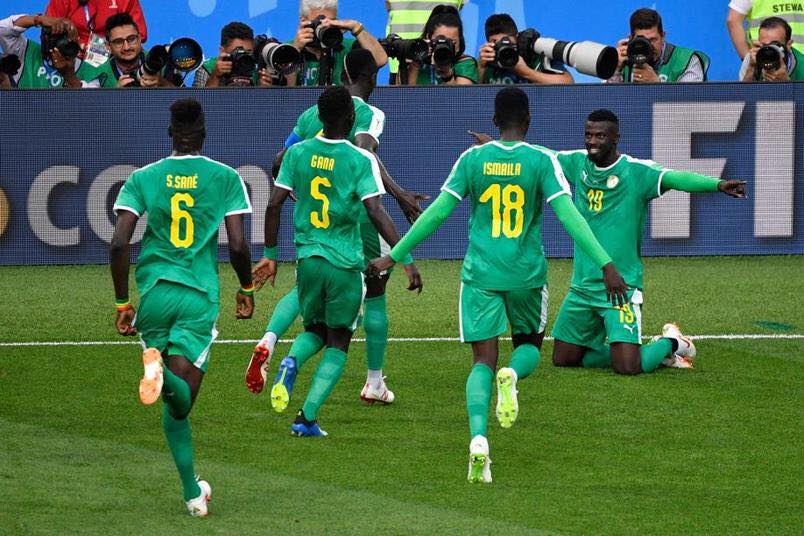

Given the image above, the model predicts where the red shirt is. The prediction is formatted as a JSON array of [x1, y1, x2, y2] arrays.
[[45, 0, 148, 53]]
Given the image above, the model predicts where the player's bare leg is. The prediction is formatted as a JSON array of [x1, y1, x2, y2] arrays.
[[466, 338, 497, 483], [552, 339, 588, 367], [361, 273, 394, 404]]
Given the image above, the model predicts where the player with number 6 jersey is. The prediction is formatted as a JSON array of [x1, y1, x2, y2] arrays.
[[368, 88, 628, 483]]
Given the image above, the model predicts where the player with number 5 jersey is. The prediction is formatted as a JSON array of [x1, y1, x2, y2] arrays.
[[368, 88, 628, 483]]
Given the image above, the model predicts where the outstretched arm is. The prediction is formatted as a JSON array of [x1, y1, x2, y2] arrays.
[[662, 170, 747, 198], [224, 213, 254, 319], [252, 187, 291, 290], [549, 195, 628, 306], [109, 210, 139, 336], [363, 195, 424, 292], [367, 191, 459, 275]]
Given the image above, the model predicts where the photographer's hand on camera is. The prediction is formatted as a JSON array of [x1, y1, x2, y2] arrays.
[[615, 38, 629, 72], [35, 15, 77, 41], [138, 70, 160, 87], [631, 62, 659, 83], [293, 19, 316, 51], [209, 55, 233, 85], [258, 67, 273, 86], [762, 61, 790, 81], [49, 47, 81, 87]]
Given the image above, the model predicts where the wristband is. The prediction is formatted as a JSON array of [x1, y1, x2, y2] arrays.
[[115, 298, 132, 311], [33, 15, 42, 27], [239, 283, 255, 296], [352, 23, 364, 37], [263, 246, 278, 260]]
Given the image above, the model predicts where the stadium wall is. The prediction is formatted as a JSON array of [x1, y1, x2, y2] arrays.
[[0, 83, 802, 265]]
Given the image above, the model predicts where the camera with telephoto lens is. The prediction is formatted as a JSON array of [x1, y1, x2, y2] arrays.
[[493, 36, 519, 69], [307, 15, 343, 49], [517, 28, 618, 79], [0, 54, 21, 76], [430, 36, 456, 67], [40, 27, 80, 62], [254, 35, 301, 75], [380, 34, 430, 64], [626, 36, 654, 66], [755, 41, 786, 77], [130, 37, 202, 87]]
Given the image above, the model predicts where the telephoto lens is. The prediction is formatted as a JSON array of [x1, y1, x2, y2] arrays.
[[308, 15, 343, 49], [254, 35, 302, 75], [756, 42, 785, 72], [380, 34, 430, 64], [626, 36, 653, 66]]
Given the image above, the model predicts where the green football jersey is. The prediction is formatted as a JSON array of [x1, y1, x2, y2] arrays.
[[114, 155, 252, 302], [556, 151, 665, 294], [275, 137, 384, 270], [441, 140, 571, 290], [292, 96, 385, 144]]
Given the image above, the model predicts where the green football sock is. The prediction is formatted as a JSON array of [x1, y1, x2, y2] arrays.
[[640, 338, 673, 372], [288, 331, 324, 370], [301, 347, 348, 420], [265, 286, 300, 338], [581, 345, 611, 368], [161, 364, 191, 419], [509, 344, 540, 380], [466, 363, 493, 438], [363, 295, 388, 371], [162, 405, 201, 502]]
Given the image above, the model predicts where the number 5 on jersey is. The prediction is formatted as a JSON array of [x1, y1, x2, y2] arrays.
[[310, 175, 331, 229]]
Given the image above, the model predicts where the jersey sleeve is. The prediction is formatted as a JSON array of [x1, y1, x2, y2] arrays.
[[113, 170, 145, 216], [440, 150, 472, 200], [224, 168, 252, 216], [637, 160, 667, 200], [274, 146, 297, 191], [355, 105, 385, 144], [292, 106, 315, 140], [538, 151, 572, 203], [555, 151, 584, 187], [354, 149, 385, 200]]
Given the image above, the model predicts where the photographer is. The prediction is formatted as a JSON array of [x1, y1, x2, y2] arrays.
[[740, 17, 803, 81], [608, 8, 709, 83], [194, 22, 272, 88], [77, 13, 171, 87], [288, 0, 387, 86], [0, 13, 83, 87], [406, 4, 477, 85], [477, 14, 573, 85]]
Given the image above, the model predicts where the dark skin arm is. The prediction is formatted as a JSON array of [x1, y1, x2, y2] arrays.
[[355, 133, 429, 223], [363, 195, 422, 292], [109, 210, 139, 336], [224, 213, 254, 319], [252, 187, 291, 290]]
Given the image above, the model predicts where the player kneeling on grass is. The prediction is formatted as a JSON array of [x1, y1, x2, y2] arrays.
[[368, 87, 628, 483], [110, 98, 255, 517], [550, 109, 747, 374], [252, 86, 422, 437]]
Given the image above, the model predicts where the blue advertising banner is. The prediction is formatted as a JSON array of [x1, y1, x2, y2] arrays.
[[0, 83, 802, 265]]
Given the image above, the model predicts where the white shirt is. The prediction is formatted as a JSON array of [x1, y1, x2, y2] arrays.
[[728, 0, 754, 15]]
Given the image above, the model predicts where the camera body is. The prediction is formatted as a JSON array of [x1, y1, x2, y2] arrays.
[[40, 27, 80, 63], [756, 41, 787, 75], [626, 36, 654, 66], [430, 36, 456, 67], [129, 38, 202, 87], [380, 34, 430, 64], [493, 36, 519, 69], [254, 35, 301, 75], [220, 46, 257, 86], [307, 15, 343, 49]]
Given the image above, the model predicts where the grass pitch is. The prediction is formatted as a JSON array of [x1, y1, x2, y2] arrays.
[[0, 257, 802, 534]]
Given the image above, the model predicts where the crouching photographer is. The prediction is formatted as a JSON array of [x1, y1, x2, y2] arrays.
[[740, 17, 803, 81], [405, 5, 477, 85], [0, 13, 82, 87], [609, 8, 710, 83], [477, 14, 572, 85]]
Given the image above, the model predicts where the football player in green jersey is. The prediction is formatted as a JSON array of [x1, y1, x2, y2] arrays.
[[246, 49, 426, 408], [551, 109, 746, 375], [252, 86, 421, 437], [110, 99, 255, 517], [368, 88, 628, 483]]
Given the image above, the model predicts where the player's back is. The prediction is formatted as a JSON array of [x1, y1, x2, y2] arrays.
[[277, 137, 384, 271], [442, 141, 570, 291], [114, 155, 251, 302], [293, 96, 385, 144]]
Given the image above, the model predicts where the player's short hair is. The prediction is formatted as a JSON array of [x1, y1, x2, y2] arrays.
[[301, 0, 338, 18], [221, 22, 254, 47], [485, 14, 517, 39], [494, 87, 529, 128], [105, 13, 138, 40], [630, 8, 663, 35], [422, 5, 466, 57], [170, 98, 205, 142], [760, 17, 793, 41], [587, 109, 619, 124], [318, 86, 354, 129], [343, 48, 378, 83]]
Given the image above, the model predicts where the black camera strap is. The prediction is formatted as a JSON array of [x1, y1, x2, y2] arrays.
[[319, 47, 334, 86]]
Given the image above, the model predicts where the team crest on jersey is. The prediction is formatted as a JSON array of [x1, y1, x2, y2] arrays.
[[607, 175, 619, 188]]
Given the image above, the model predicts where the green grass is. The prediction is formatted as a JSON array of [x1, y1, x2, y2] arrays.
[[1, 257, 802, 534]]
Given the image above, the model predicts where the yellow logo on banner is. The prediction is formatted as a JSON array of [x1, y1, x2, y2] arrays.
[[0, 187, 9, 238]]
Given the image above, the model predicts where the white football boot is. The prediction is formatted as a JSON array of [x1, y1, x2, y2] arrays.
[[467, 435, 492, 484], [660, 323, 696, 369], [360, 376, 395, 405], [186, 479, 212, 517]]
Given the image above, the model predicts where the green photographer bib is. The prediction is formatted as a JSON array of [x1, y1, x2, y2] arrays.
[[18, 39, 68, 88], [623, 44, 709, 82]]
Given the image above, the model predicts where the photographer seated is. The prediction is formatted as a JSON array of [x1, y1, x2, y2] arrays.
[[406, 4, 477, 85], [0, 13, 83, 87], [77, 13, 173, 87], [288, 0, 387, 86], [194, 22, 271, 87], [478, 14, 572, 85], [608, 8, 709, 83], [740, 17, 803, 81]]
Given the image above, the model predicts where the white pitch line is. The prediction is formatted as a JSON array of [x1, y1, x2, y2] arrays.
[[0, 334, 802, 348]]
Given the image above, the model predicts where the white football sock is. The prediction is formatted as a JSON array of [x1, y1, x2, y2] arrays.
[[367, 369, 383, 387], [260, 332, 278, 354]]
